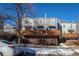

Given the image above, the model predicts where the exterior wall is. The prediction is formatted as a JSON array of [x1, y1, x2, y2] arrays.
[[22, 17, 60, 30], [76, 23, 79, 34], [61, 23, 77, 34], [33, 18, 59, 26], [22, 17, 34, 30]]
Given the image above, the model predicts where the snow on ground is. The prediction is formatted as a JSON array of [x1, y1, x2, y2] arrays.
[[21, 43, 79, 56], [74, 49, 79, 53], [35, 43, 75, 56], [35, 48, 75, 56], [59, 43, 68, 48]]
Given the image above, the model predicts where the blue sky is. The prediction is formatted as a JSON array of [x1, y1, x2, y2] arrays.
[[34, 3, 79, 22], [0, 3, 79, 26]]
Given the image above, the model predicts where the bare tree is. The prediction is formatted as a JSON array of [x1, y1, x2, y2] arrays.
[[0, 3, 34, 44]]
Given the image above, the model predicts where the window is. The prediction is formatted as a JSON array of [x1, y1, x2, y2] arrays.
[[48, 26, 56, 30], [34, 26, 45, 30]]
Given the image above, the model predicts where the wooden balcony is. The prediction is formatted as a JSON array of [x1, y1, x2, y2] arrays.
[[47, 30, 61, 36], [21, 30, 61, 37], [63, 33, 78, 38]]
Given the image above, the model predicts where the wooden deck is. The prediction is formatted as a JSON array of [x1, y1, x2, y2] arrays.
[[21, 30, 61, 37], [23, 34, 59, 38], [63, 34, 79, 39]]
